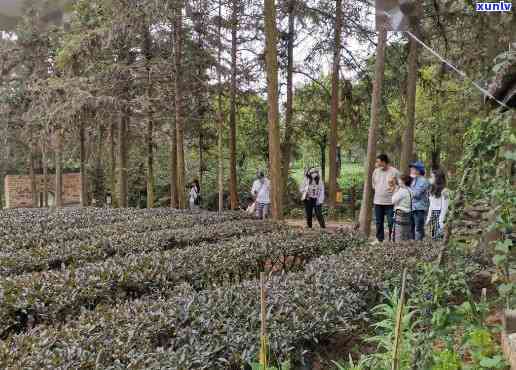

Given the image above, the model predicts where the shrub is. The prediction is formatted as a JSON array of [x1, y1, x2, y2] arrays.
[[0, 217, 274, 277], [0, 229, 362, 339], [0, 241, 439, 369]]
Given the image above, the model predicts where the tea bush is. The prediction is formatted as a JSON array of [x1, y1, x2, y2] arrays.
[[0, 238, 439, 369], [0, 218, 278, 277], [0, 229, 362, 338]]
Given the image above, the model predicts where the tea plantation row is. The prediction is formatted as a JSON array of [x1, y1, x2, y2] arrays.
[[0, 209, 439, 369], [1, 241, 438, 368]]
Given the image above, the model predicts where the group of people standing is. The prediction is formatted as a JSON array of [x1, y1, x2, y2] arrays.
[[372, 154, 449, 243], [250, 168, 326, 229], [230, 154, 450, 242]]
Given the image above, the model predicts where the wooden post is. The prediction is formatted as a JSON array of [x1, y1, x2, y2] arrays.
[[259, 272, 268, 367], [502, 310, 516, 369], [392, 268, 408, 370]]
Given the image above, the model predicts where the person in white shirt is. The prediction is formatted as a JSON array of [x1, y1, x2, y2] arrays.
[[426, 168, 449, 240], [392, 174, 413, 242], [372, 154, 400, 242], [251, 171, 271, 219], [300, 167, 325, 228], [189, 180, 200, 210]]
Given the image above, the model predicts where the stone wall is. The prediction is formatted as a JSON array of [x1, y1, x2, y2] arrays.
[[4, 173, 82, 208]]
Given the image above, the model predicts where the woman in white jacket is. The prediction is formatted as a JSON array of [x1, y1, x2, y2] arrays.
[[426, 169, 449, 240], [392, 174, 413, 242], [300, 167, 325, 228], [189, 180, 200, 210]]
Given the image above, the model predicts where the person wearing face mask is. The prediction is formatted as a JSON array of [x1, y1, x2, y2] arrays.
[[372, 154, 400, 242], [251, 170, 271, 219], [408, 160, 430, 240], [392, 174, 414, 242], [300, 167, 326, 228], [426, 168, 449, 240]]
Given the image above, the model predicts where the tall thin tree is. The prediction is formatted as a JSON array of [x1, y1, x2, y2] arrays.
[[55, 128, 64, 207], [109, 121, 117, 207], [174, 0, 186, 209], [358, 28, 387, 236], [328, 0, 343, 208], [399, 4, 421, 171], [217, 0, 224, 213], [41, 129, 48, 207], [143, 22, 155, 208], [264, 0, 283, 219], [29, 139, 37, 207], [79, 118, 87, 206], [228, 0, 239, 210], [281, 0, 295, 203], [118, 111, 129, 208]]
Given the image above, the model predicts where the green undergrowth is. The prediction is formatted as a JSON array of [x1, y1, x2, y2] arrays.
[[331, 242, 509, 370]]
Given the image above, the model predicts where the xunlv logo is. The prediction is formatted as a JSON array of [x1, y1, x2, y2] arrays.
[[476, 1, 512, 11]]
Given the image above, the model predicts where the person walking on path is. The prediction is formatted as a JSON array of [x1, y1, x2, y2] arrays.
[[372, 154, 400, 242], [251, 171, 271, 219], [392, 174, 413, 242], [189, 180, 201, 210], [426, 168, 449, 240], [300, 167, 326, 229], [409, 160, 430, 241]]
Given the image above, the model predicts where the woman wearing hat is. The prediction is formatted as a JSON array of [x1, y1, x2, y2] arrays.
[[409, 160, 430, 240], [300, 167, 326, 228]]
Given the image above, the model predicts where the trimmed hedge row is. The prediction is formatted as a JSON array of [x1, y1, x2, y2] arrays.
[[0, 218, 279, 277], [0, 208, 187, 235], [0, 241, 440, 369], [0, 209, 252, 251], [0, 230, 363, 340]]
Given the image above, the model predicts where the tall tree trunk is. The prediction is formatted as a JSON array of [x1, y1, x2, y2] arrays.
[[358, 28, 387, 235], [143, 22, 155, 209], [399, 15, 420, 172], [41, 134, 48, 207], [281, 0, 295, 204], [197, 29, 207, 188], [109, 121, 118, 207], [170, 114, 179, 207], [430, 132, 441, 170], [118, 113, 129, 208], [174, 1, 186, 209], [217, 0, 224, 213], [80, 120, 87, 206], [147, 120, 155, 208], [199, 127, 203, 186], [264, 0, 283, 220], [55, 129, 64, 208], [228, 0, 239, 210], [329, 0, 342, 208], [29, 141, 37, 207], [94, 123, 105, 205], [320, 139, 326, 184]]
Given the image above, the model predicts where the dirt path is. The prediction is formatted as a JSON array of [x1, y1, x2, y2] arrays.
[[284, 218, 356, 232]]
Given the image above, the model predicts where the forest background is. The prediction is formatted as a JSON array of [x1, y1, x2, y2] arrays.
[[0, 0, 514, 221]]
